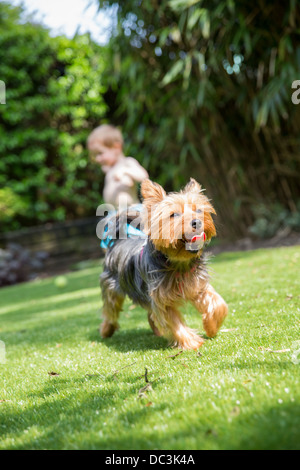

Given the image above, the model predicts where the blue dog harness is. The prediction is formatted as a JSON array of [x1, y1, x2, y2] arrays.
[[100, 204, 147, 250]]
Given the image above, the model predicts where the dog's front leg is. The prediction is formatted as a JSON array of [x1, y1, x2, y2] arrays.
[[193, 284, 228, 338], [151, 305, 204, 350]]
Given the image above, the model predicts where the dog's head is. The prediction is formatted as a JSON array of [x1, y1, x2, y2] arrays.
[[141, 178, 216, 261]]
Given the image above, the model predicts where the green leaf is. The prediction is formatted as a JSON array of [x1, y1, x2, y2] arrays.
[[161, 60, 185, 86]]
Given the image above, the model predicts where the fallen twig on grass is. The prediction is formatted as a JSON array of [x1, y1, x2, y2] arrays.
[[138, 382, 153, 398], [111, 361, 137, 379], [138, 367, 161, 399], [166, 351, 183, 359], [258, 347, 290, 353]]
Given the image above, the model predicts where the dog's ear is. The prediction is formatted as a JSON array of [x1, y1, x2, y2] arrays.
[[141, 179, 166, 205], [183, 178, 202, 194]]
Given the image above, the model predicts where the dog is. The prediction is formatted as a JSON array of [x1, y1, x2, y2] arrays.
[[99, 178, 228, 350]]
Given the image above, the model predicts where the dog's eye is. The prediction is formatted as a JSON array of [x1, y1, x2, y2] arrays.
[[195, 209, 202, 214], [170, 213, 181, 218]]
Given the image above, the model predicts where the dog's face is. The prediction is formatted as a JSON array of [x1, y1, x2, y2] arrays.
[[141, 178, 216, 261]]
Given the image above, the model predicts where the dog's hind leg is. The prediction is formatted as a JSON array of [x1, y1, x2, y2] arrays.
[[100, 275, 125, 338], [148, 312, 162, 337]]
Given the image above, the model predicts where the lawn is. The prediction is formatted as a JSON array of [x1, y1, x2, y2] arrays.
[[0, 246, 299, 450]]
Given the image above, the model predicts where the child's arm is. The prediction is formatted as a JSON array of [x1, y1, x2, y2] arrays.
[[121, 158, 149, 182]]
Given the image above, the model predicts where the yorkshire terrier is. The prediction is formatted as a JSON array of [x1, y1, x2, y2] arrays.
[[99, 178, 228, 350]]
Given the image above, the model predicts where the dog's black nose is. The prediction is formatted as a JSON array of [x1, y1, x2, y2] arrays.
[[190, 219, 202, 229]]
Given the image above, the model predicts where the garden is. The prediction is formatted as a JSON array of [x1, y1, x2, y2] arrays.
[[0, 0, 300, 451]]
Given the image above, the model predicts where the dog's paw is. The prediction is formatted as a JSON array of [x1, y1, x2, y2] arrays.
[[173, 329, 205, 350], [100, 321, 119, 338], [203, 301, 228, 338]]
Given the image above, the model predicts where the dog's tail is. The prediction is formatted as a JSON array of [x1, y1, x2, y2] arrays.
[[99, 204, 147, 250]]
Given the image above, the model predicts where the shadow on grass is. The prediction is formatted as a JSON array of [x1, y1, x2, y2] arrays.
[[98, 402, 300, 450], [229, 403, 300, 450], [2, 379, 299, 449], [1, 264, 170, 353], [90, 327, 169, 352], [1, 307, 168, 353], [105, 402, 300, 450], [0, 373, 168, 450]]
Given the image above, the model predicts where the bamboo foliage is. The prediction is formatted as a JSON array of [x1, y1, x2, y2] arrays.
[[98, 0, 300, 238]]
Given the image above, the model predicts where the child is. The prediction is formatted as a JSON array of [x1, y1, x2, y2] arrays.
[[87, 124, 148, 208]]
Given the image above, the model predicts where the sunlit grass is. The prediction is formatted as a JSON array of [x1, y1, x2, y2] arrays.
[[0, 247, 299, 449]]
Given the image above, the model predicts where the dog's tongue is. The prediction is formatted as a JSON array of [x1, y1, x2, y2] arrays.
[[186, 232, 206, 251], [191, 232, 206, 244]]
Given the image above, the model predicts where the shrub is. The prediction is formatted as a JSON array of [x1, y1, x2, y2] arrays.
[[249, 202, 300, 239], [0, 2, 107, 231], [0, 243, 47, 287], [0, 188, 27, 229]]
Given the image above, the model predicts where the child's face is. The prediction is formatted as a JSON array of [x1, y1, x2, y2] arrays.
[[88, 139, 122, 171]]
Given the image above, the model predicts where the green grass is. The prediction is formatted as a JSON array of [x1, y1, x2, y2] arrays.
[[0, 246, 299, 450]]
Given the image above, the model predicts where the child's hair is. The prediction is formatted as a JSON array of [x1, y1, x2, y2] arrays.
[[87, 124, 124, 148]]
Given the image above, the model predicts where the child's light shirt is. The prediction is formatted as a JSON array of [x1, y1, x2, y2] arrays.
[[103, 156, 148, 207]]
